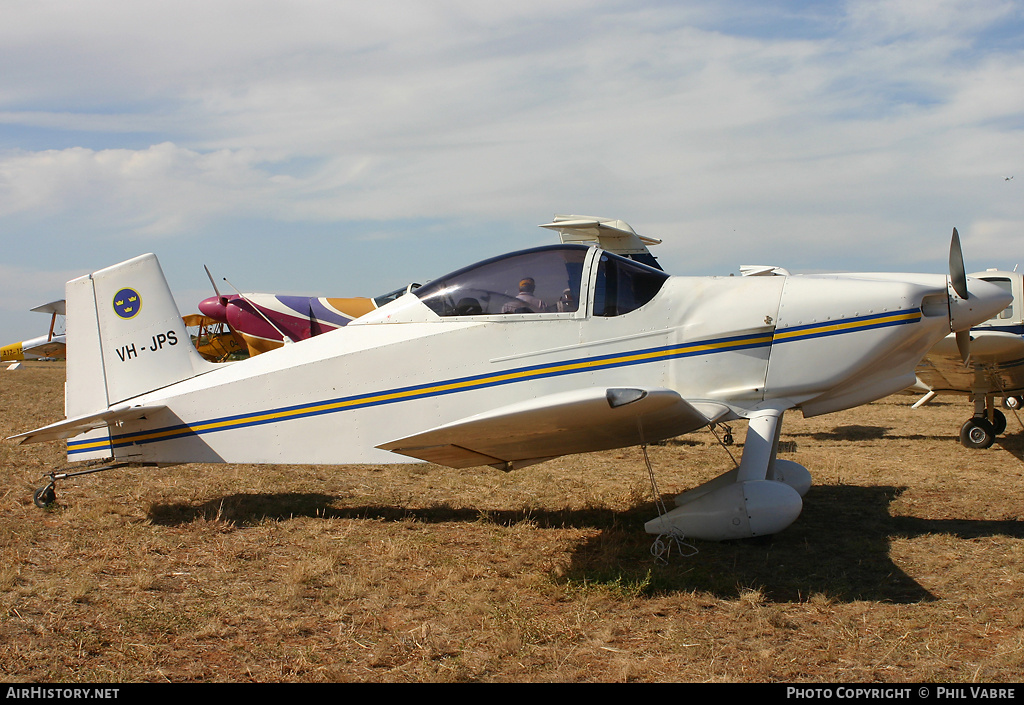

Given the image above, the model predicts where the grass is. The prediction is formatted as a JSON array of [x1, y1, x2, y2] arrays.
[[1, 361, 1023, 682]]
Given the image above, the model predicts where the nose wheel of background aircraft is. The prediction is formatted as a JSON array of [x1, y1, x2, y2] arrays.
[[959, 414, 1002, 449], [959, 389, 1015, 449]]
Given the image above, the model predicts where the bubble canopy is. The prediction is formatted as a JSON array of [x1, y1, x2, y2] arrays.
[[414, 244, 668, 318]]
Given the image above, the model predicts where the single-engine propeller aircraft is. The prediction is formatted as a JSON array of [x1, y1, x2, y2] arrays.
[[1, 300, 67, 362], [196, 265, 388, 357], [911, 268, 1024, 448], [10, 222, 1011, 542], [197, 288, 384, 357]]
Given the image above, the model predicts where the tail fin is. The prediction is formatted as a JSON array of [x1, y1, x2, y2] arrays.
[[67, 253, 216, 417]]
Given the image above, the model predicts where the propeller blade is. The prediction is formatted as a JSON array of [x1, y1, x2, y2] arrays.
[[949, 228, 969, 300], [204, 265, 229, 306], [956, 329, 972, 365], [949, 228, 974, 364]]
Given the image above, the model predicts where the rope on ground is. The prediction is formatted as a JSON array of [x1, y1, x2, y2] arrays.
[[641, 443, 697, 563]]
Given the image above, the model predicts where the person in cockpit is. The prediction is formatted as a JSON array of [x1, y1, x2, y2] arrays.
[[503, 277, 547, 313]]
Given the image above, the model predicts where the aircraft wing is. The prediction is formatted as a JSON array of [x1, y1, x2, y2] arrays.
[[29, 300, 66, 316], [182, 314, 221, 327], [34, 339, 66, 357], [376, 386, 716, 469], [9, 405, 166, 445]]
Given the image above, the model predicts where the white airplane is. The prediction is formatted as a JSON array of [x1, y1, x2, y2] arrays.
[[1, 300, 67, 363], [10, 223, 1011, 542], [912, 268, 1024, 448]]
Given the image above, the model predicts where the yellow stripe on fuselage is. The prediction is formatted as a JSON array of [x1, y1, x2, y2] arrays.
[[772, 310, 921, 343]]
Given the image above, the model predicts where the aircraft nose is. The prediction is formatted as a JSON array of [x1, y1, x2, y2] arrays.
[[198, 296, 229, 322], [949, 277, 1013, 332]]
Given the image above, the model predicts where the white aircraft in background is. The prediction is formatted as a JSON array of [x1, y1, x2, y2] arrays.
[[1, 301, 66, 363], [912, 268, 1024, 448], [10, 222, 1010, 543]]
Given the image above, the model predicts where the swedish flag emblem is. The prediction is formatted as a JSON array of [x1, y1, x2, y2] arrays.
[[113, 288, 142, 319]]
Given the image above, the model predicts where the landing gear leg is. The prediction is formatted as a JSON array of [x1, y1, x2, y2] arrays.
[[646, 407, 808, 541]]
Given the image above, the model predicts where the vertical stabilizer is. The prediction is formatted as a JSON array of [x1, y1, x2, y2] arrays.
[[66, 254, 217, 418]]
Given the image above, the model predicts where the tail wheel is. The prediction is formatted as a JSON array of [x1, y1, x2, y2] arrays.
[[33, 483, 56, 508], [960, 417, 996, 449], [1004, 396, 1022, 410]]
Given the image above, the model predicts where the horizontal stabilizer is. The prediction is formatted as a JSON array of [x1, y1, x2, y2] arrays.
[[9, 405, 166, 445], [377, 386, 709, 468]]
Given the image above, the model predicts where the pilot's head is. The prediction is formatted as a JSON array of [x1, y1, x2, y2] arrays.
[[519, 278, 536, 293]]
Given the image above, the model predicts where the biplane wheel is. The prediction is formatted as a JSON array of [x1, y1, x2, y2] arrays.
[[33, 484, 56, 508], [1004, 396, 1022, 410], [960, 418, 996, 449], [723, 432, 734, 446]]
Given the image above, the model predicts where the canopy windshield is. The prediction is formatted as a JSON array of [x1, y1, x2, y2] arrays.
[[415, 245, 590, 316]]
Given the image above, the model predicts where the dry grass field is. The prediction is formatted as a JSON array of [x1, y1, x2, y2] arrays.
[[1, 361, 1023, 683]]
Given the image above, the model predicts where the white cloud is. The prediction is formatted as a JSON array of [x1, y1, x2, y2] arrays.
[[0, 142, 293, 236], [845, 0, 1019, 39]]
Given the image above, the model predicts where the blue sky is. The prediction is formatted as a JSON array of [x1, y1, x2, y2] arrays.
[[1, 0, 1022, 341]]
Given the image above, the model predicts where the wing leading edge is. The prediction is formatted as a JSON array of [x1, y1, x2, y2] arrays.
[[376, 386, 714, 469]]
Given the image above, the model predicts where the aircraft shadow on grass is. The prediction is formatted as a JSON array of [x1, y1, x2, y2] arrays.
[[147, 483, 1024, 605], [808, 425, 889, 442], [995, 433, 1024, 461]]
